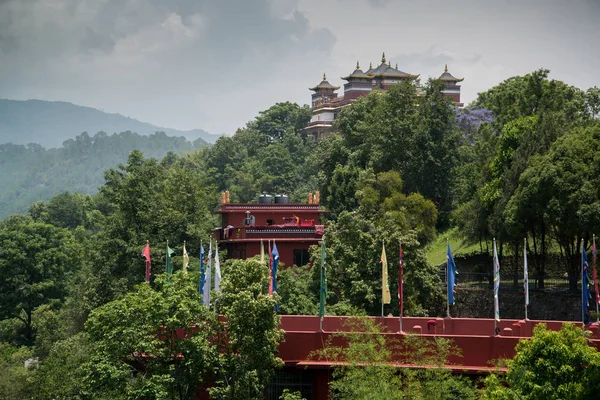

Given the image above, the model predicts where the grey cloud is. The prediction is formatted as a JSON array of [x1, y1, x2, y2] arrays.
[[0, 0, 336, 134], [367, 0, 392, 7]]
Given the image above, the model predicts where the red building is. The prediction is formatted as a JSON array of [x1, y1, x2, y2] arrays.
[[213, 191, 326, 267], [305, 53, 464, 141], [196, 315, 600, 399]]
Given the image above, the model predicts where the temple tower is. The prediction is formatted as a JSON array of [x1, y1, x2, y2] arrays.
[[438, 64, 464, 107]]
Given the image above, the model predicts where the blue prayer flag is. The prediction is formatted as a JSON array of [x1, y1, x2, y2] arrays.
[[447, 244, 457, 305]]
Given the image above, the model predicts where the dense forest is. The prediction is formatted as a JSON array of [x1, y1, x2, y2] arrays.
[[1, 71, 600, 398], [0, 131, 208, 218]]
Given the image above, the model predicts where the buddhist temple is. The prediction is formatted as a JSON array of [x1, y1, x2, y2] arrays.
[[213, 191, 326, 268], [305, 53, 464, 141]]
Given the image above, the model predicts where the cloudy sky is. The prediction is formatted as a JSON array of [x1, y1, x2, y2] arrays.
[[1, 0, 599, 135]]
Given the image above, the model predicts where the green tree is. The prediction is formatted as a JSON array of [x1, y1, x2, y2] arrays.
[[210, 258, 284, 400], [83, 272, 219, 399], [0, 216, 81, 345], [311, 212, 443, 316], [313, 317, 476, 400], [0, 342, 36, 400], [506, 123, 600, 288], [483, 323, 600, 400]]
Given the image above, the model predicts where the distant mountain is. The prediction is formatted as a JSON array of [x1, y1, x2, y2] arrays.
[[0, 99, 222, 148]]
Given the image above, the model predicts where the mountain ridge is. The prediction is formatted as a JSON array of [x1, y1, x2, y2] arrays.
[[0, 99, 222, 148]]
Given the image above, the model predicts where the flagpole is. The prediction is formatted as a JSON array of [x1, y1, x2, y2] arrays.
[[446, 239, 450, 318], [399, 239, 403, 333], [524, 238, 528, 321], [382, 240, 385, 317], [582, 238, 585, 324], [595, 234, 599, 323]]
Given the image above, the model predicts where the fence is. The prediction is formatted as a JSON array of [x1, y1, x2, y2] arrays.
[[440, 271, 578, 292]]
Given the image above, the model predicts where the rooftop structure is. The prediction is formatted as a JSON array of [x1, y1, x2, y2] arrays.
[[213, 191, 326, 267], [305, 53, 464, 141]]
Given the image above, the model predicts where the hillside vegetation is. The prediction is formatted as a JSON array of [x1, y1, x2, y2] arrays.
[[0, 76, 600, 398], [0, 131, 205, 218]]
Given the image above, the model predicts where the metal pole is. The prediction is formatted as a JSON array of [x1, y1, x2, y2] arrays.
[[319, 318, 323, 332], [446, 238, 450, 318], [582, 238, 585, 324], [524, 238, 528, 321], [399, 239, 403, 333]]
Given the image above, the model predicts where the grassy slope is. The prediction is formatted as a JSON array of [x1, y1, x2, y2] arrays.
[[425, 227, 482, 266]]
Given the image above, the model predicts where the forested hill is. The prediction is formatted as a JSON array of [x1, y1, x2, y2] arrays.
[[0, 99, 221, 148], [0, 131, 203, 218]]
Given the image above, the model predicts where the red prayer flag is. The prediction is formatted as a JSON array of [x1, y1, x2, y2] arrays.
[[142, 242, 151, 283]]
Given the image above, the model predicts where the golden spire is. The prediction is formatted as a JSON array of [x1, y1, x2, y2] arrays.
[[381, 52, 386, 64], [356, 60, 360, 70], [395, 63, 398, 70], [370, 62, 373, 69], [388, 60, 391, 67], [323, 73, 327, 81], [445, 64, 448, 73]]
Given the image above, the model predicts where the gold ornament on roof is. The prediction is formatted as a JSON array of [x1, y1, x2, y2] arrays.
[[323, 73, 327, 81], [370, 62, 373, 69], [396, 63, 398, 70], [381, 52, 386, 64], [356, 61, 360, 70], [445, 64, 448, 73]]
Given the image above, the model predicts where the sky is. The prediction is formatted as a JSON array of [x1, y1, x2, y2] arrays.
[[1, 0, 599, 135]]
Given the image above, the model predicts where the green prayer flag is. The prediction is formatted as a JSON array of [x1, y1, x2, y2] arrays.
[[319, 235, 327, 319], [166, 244, 175, 277]]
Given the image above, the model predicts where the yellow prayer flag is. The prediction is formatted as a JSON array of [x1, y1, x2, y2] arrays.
[[381, 242, 391, 304]]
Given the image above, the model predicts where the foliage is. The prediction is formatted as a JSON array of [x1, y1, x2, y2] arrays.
[[210, 258, 285, 400], [0, 342, 36, 400], [0, 216, 82, 345], [280, 388, 306, 400], [315, 80, 460, 222], [0, 131, 201, 218], [312, 317, 477, 400], [482, 323, 600, 400], [82, 260, 283, 400], [310, 212, 443, 317], [277, 264, 318, 315], [83, 272, 218, 399]]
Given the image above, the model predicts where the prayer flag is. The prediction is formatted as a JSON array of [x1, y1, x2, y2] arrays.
[[214, 245, 221, 295], [142, 242, 151, 283], [272, 242, 279, 312], [446, 243, 457, 305], [203, 240, 212, 307], [166, 243, 175, 277], [268, 241, 273, 295], [493, 239, 500, 322], [183, 241, 189, 274], [199, 243, 205, 295], [582, 240, 592, 324], [381, 242, 391, 305]]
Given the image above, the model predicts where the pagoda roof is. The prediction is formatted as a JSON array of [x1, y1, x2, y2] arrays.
[[309, 73, 340, 91], [439, 64, 464, 82], [341, 61, 375, 81], [368, 52, 419, 79]]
